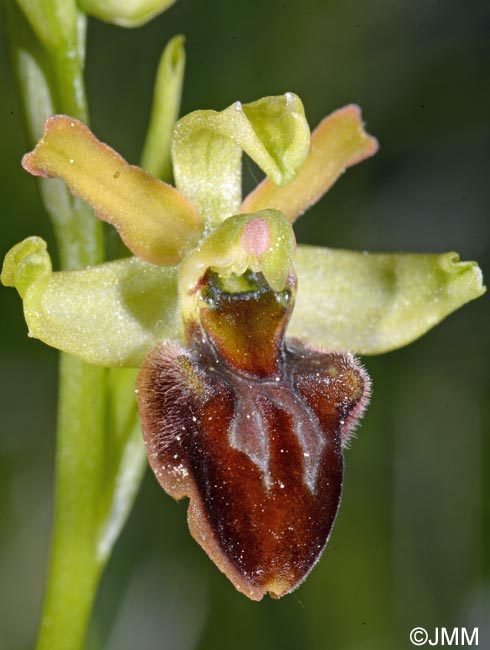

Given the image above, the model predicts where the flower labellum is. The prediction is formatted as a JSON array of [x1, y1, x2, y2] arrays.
[[137, 268, 370, 600]]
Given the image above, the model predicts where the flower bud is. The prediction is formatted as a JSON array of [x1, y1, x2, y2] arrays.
[[78, 0, 177, 27]]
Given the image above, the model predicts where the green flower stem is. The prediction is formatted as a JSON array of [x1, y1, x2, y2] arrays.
[[31, 29, 108, 650], [3, 3, 109, 648], [52, 46, 89, 125], [37, 358, 106, 650], [36, 254, 106, 650], [41, 188, 105, 271]]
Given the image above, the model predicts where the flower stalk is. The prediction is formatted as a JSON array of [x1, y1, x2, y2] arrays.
[[36, 358, 106, 650]]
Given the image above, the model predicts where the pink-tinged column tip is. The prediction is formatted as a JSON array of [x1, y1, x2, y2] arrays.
[[240, 218, 271, 256]]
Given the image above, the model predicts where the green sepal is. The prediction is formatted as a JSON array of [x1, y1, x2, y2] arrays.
[[290, 246, 486, 355], [172, 93, 310, 224], [1, 237, 180, 367]]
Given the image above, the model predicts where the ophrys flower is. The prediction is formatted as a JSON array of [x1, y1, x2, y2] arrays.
[[2, 93, 484, 599]]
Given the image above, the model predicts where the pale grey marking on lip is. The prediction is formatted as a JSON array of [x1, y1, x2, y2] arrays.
[[228, 390, 271, 488], [226, 373, 326, 493]]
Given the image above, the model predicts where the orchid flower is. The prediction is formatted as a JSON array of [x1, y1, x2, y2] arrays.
[[1, 93, 484, 600]]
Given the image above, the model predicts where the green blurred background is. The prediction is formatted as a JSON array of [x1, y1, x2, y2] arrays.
[[1, 1, 489, 649]]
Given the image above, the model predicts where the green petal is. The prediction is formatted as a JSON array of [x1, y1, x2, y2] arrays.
[[241, 105, 378, 222], [290, 246, 486, 355], [23, 116, 203, 265], [78, 0, 176, 27], [1, 237, 180, 367], [172, 93, 310, 225]]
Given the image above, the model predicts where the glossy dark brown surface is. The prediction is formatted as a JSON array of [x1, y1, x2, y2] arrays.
[[199, 271, 295, 377], [137, 273, 370, 599]]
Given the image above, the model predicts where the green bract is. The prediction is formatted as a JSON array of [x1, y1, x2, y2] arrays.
[[141, 35, 186, 181], [1, 93, 485, 368]]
